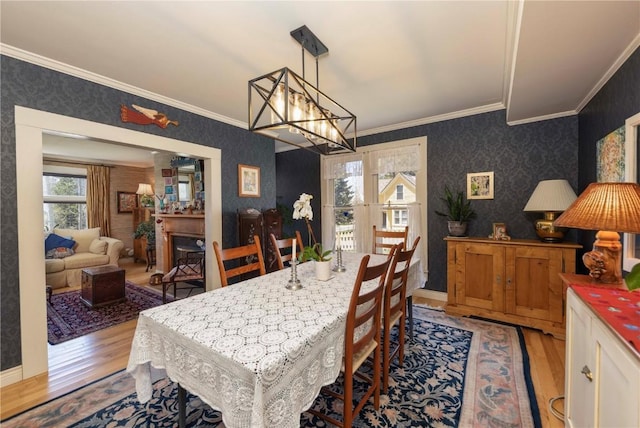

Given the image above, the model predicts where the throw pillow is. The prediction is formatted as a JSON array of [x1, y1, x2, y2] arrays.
[[46, 247, 75, 259], [44, 233, 76, 253], [54, 227, 100, 253], [89, 238, 108, 255]]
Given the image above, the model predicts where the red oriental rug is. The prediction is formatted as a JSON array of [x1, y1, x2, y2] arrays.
[[47, 281, 167, 345]]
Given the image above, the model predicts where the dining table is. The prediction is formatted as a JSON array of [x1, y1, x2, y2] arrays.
[[126, 251, 425, 428]]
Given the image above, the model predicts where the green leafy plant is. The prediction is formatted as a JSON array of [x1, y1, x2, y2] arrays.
[[435, 186, 477, 222], [625, 263, 640, 291], [133, 220, 156, 244], [299, 243, 332, 262]]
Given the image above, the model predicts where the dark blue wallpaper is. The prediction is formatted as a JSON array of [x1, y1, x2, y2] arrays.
[[1, 56, 276, 370]]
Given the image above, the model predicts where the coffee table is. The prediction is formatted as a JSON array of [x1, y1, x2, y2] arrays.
[[80, 265, 126, 308]]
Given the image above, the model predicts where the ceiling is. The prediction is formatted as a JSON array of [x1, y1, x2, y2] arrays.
[[2, 1, 639, 163]]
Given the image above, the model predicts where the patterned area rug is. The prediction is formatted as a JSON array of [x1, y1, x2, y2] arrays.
[[11, 306, 540, 427], [47, 281, 167, 345]]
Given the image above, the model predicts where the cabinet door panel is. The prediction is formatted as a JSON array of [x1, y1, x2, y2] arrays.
[[456, 243, 503, 311], [565, 291, 595, 428], [506, 247, 563, 322], [593, 320, 640, 427]]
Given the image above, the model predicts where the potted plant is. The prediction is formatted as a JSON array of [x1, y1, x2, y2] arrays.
[[435, 186, 476, 237], [293, 193, 333, 280], [133, 220, 156, 246]]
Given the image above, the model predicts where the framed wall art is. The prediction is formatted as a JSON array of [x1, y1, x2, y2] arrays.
[[117, 191, 137, 213], [238, 164, 260, 197], [596, 125, 625, 182], [161, 168, 174, 177], [467, 171, 494, 200]]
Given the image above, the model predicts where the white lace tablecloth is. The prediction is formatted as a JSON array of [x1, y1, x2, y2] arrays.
[[126, 253, 423, 428]]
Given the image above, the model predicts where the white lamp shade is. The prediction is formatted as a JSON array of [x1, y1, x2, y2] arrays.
[[524, 179, 577, 212], [136, 183, 154, 195]]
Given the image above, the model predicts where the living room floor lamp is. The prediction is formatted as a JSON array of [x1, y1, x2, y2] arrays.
[[553, 182, 640, 285]]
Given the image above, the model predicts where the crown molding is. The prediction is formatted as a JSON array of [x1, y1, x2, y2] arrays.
[[575, 33, 640, 114], [0, 44, 248, 130], [357, 103, 506, 137]]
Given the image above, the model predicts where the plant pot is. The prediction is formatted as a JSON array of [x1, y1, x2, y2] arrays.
[[447, 221, 468, 237], [315, 260, 332, 281]]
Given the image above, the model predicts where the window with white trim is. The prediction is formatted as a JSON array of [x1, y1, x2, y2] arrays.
[[43, 166, 87, 231], [321, 137, 427, 268]]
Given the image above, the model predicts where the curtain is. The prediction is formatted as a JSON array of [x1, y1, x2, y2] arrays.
[[321, 204, 336, 250], [368, 144, 421, 174], [353, 204, 369, 253], [86, 165, 111, 236], [323, 153, 363, 179]]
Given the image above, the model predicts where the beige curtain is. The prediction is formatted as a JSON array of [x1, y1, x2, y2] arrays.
[[86, 165, 111, 236]]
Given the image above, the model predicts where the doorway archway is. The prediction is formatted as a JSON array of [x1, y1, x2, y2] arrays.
[[15, 106, 222, 380]]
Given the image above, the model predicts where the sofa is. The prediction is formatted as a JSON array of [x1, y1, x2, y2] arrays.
[[45, 227, 124, 289]]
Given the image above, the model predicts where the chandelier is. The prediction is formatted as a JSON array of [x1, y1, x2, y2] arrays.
[[248, 25, 356, 155]]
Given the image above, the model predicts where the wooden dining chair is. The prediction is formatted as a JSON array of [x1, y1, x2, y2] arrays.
[[372, 225, 408, 254], [269, 231, 304, 270], [382, 237, 420, 392], [307, 252, 392, 427], [213, 234, 266, 287], [161, 251, 205, 304]]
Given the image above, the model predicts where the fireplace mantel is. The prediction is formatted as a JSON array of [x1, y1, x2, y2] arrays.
[[157, 214, 205, 269]]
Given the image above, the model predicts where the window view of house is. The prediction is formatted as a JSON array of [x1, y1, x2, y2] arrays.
[[43, 173, 87, 231]]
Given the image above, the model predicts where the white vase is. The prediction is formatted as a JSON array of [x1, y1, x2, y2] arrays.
[[315, 260, 332, 281]]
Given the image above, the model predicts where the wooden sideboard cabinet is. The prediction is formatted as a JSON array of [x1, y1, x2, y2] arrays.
[[565, 286, 640, 427], [237, 208, 283, 273], [445, 237, 581, 338]]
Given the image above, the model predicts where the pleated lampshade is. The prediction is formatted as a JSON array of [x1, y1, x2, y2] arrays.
[[554, 182, 640, 233]]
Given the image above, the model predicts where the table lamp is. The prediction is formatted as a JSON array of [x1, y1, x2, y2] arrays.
[[136, 183, 154, 207], [523, 179, 578, 242], [553, 182, 640, 284]]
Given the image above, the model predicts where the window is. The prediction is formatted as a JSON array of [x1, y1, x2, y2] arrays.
[[321, 137, 427, 267], [43, 168, 87, 231]]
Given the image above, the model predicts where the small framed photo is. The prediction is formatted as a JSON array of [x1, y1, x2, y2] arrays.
[[161, 168, 173, 177], [491, 223, 511, 241], [117, 191, 137, 213], [238, 164, 260, 197], [163, 177, 173, 186], [467, 171, 494, 200], [165, 185, 174, 195], [194, 171, 202, 182]]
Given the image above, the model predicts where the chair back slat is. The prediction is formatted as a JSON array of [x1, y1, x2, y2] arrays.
[[213, 235, 266, 287], [372, 225, 408, 254], [269, 231, 303, 270]]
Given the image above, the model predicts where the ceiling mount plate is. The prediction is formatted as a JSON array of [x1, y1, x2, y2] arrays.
[[290, 25, 328, 58]]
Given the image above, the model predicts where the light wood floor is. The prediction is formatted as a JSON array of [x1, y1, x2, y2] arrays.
[[1, 261, 566, 427]]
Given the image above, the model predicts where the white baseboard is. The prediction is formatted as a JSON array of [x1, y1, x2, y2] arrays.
[[413, 288, 447, 302], [1, 365, 23, 387]]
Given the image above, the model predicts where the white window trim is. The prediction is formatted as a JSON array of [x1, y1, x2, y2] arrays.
[[321, 136, 428, 277]]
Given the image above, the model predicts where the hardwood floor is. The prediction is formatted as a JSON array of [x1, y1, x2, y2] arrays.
[[1, 267, 565, 427]]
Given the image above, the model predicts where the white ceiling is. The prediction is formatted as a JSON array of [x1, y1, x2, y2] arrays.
[[2, 1, 639, 163]]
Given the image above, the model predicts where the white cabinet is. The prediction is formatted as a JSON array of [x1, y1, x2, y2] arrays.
[[565, 287, 640, 427]]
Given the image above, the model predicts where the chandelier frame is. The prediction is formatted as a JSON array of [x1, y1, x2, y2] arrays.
[[248, 25, 357, 155]]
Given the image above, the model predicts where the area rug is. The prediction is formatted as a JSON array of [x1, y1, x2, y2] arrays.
[[10, 306, 540, 427], [47, 281, 167, 345]]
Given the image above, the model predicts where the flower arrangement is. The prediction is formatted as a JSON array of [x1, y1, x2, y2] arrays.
[[292, 193, 332, 262]]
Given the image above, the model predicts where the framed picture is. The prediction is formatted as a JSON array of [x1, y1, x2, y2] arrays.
[[161, 168, 174, 177], [117, 191, 137, 213], [165, 185, 174, 195], [596, 125, 625, 182], [467, 171, 494, 200], [194, 171, 202, 182], [491, 222, 510, 241], [238, 164, 260, 197], [163, 177, 173, 186]]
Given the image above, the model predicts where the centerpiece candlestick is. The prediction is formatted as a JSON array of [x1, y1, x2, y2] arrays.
[[333, 245, 346, 272], [286, 241, 302, 290]]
